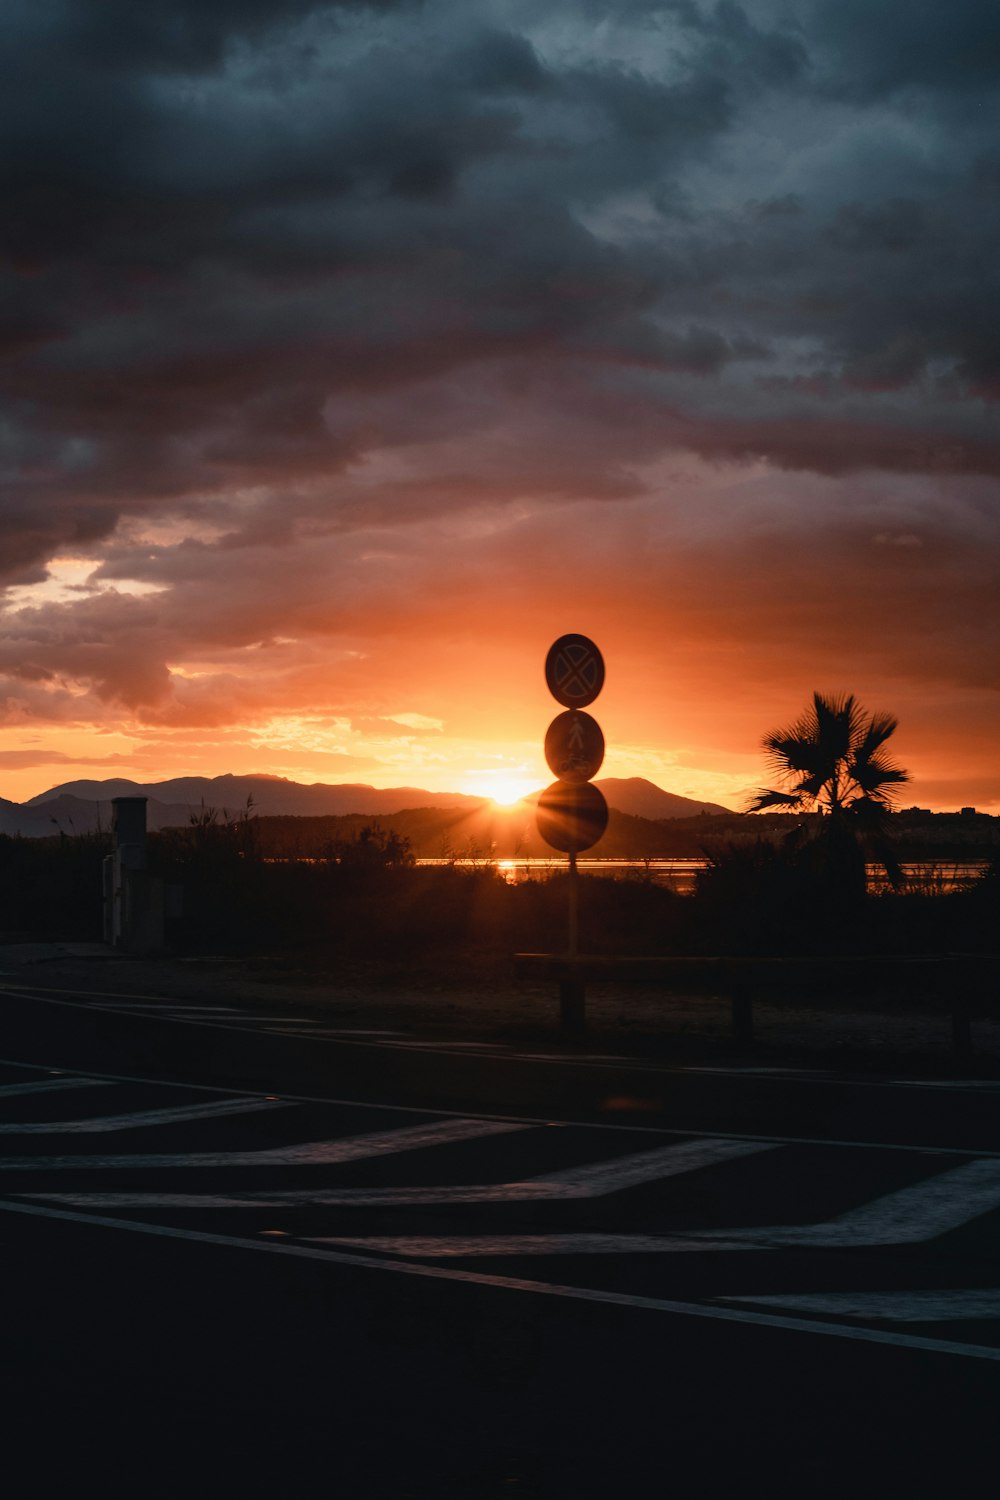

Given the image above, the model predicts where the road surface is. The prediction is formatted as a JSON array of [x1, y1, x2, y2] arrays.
[[2, 974, 998, 1496]]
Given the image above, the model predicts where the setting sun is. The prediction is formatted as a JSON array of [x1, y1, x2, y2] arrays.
[[491, 786, 532, 807], [463, 771, 539, 807]]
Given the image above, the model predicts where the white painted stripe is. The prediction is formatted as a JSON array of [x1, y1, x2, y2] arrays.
[[294, 1029, 405, 1039], [707, 1158, 1000, 1250], [306, 1234, 726, 1256], [899, 1081, 1000, 1092], [81, 1002, 242, 1013], [719, 1290, 1000, 1323], [0, 1116, 529, 1171], [0, 1077, 106, 1099], [683, 1067, 1000, 1097], [1, 1197, 997, 1365], [0, 1056, 595, 1132], [22, 1137, 776, 1208], [534, 1136, 774, 1194], [296, 1159, 1000, 1256], [0, 984, 246, 1006], [223, 1017, 319, 1024], [0, 1097, 288, 1135], [403, 1041, 511, 1051], [119, 1004, 243, 1012], [56, 1001, 175, 1009]]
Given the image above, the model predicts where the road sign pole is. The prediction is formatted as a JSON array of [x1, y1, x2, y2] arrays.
[[568, 850, 579, 958], [560, 850, 585, 1034]]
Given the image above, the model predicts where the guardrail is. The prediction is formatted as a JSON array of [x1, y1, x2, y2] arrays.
[[513, 952, 988, 1052]]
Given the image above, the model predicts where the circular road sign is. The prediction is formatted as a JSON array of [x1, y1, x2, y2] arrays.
[[544, 710, 605, 784], [545, 634, 605, 709], [536, 780, 609, 854]]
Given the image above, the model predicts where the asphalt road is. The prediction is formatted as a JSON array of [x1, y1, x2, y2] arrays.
[[2, 975, 999, 1497]]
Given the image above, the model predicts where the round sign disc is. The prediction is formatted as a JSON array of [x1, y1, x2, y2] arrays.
[[544, 710, 605, 784], [544, 634, 605, 709], [535, 780, 609, 854]]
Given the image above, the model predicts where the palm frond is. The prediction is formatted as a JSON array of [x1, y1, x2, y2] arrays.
[[762, 730, 821, 776], [813, 691, 859, 763], [747, 788, 805, 813], [853, 711, 899, 760], [849, 751, 910, 801]]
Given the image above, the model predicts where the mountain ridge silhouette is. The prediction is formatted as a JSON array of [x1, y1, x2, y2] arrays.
[[2, 773, 729, 837]]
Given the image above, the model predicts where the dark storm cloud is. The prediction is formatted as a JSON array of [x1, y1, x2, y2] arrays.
[[2, 1, 991, 541], [805, 0, 1000, 100], [0, 36, 625, 569]]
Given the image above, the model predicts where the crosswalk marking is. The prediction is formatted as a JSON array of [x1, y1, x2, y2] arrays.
[[3, 1058, 1000, 1363], [0, 1076, 106, 1099], [725, 1157, 1000, 1248], [535, 1135, 774, 1193], [20, 1135, 775, 1208], [717, 1289, 1000, 1323], [2, 1116, 529, 1172], [300, 1159, 1000, 1258], [0, 1096, 288, 1135]]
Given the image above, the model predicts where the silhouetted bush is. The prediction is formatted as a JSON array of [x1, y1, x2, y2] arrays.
[[693, 833, 874, 954], [0, 829, 112, 939], [3, 826, 997, 961]]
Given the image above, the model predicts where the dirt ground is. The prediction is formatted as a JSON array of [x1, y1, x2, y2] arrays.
[[3, 940, 999, 1079]]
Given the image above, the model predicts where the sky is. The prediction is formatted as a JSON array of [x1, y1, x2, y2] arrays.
[[1, 0, 998, 812]]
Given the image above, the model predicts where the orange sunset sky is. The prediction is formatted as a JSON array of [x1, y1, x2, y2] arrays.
[[1, 3, 998, 813]]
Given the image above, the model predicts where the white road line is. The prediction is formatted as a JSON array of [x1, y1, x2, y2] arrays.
[[221, 1017, 320, 1024], [536, 1136, 774, 1194], [718, 1289, 1000, 1323], [66, 1001, 175, 1009], [92, 1003, 242, 1012], [23, 1136, 775, 1208], [297, 1158, 1000, 1257], [0, 1116, 529, 1171], [402, 1041, 511, 1051], [1, 1197, 998, 1365], [292, 1029, 405, 1039], [703, 1157, 1000, 1250], [0, 1077, 106, 1099], [0, 1097, 288, 1135], [306, 1234, 730, 1255], [898, 1081, 1000, 1093]]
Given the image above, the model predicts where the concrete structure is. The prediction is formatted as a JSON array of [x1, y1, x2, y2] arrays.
[[103, 797, 165, 952]]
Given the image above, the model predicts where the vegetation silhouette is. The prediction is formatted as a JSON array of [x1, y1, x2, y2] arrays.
[[742, 691, 910, 919], [749, 691, 910, 821], [0, 822, 997, 966]]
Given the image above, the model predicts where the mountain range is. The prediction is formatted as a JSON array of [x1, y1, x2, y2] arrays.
[[0, 773, 729, 838]]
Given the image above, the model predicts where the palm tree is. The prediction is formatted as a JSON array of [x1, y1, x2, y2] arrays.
[[749, 691, 910, 819], [749, 691, 911, 892]]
